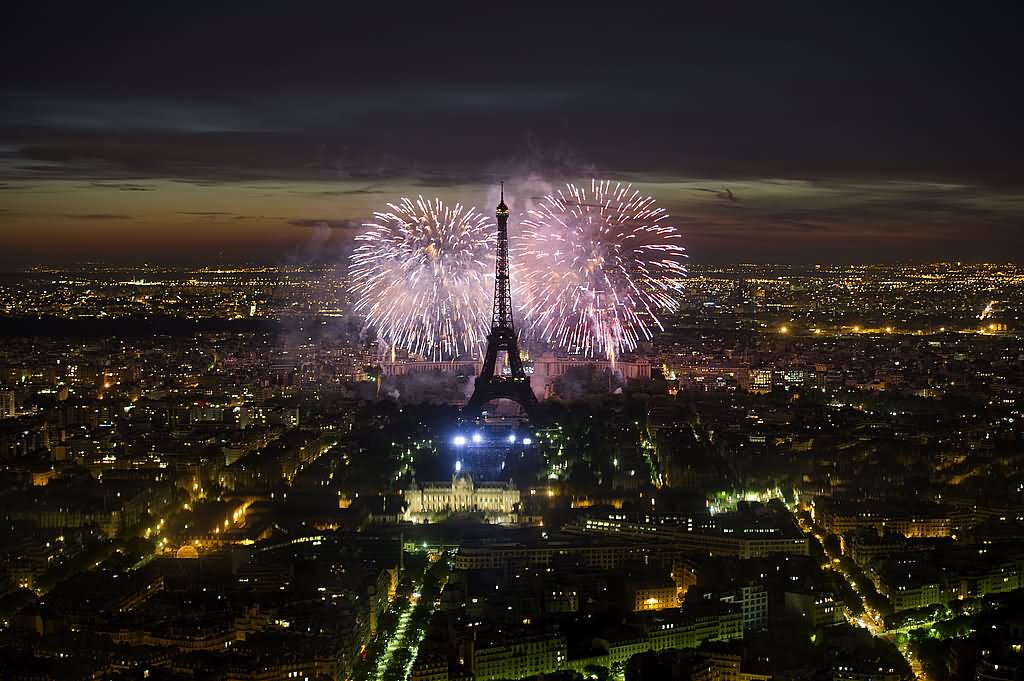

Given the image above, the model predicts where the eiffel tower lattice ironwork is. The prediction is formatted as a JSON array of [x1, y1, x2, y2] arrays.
[[464, 183, 538, 418]]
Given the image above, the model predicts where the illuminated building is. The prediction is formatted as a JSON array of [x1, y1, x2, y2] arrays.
[[572, 516, 809, 559], [380, 359, 480, 377], [718, 584, 770, 629], [811, 497, 953, 538], [833, 662, 902, 681], [0, 389, 14, 418], [629, 579, 678, 612], [882, 578, 944, 612], [472, 633, 568, 681], [529, 351, 651, 384], [644, 606, 744, 650], [784, 591, 844, 627], [411, 657, 449, 681], [403, 474, 519, 522], [455, 539, 643, 571], [749, 369, 772, 394]]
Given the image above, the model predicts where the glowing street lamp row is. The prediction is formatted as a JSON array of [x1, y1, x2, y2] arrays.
[[451, 433, 533, 446]]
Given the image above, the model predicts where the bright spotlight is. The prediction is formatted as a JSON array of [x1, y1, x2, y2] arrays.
[[455, 460, 462, 472], [508, 434, 517, 443], [471, 433, 482, 444], [522, 438, 533, 445], [453, 435, 466, 446]]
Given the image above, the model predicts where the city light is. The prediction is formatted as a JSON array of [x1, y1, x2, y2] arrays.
[[4, 12, 1018, 681]]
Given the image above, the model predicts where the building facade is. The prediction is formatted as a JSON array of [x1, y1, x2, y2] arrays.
[[403, 475, 520, 522]]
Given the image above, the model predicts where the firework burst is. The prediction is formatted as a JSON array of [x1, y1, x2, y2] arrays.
[[349, 196, 493, 360], [512, 179, 687, 359]]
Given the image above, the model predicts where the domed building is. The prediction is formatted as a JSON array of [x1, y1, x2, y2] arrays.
[[403, 474, 519, 524]]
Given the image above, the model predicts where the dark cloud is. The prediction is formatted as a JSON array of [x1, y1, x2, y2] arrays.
[[287, 218, 362, 230], [0, 4, 1020, 262], [176, 211, 290, 222], [692, 188, 737, 201], [61, 213, 133, 220], [88, 181, 155, 191], [316, 186, 387, 197]]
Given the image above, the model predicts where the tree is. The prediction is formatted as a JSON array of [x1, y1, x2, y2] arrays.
[[823, 533, 842, 559]]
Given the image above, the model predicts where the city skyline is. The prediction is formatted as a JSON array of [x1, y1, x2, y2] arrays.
[[2, 7, 1023, 681], [3, 5, 1023, 265]]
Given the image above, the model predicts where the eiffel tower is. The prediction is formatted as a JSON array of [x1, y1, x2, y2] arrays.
[[464, 183, 538, 419]]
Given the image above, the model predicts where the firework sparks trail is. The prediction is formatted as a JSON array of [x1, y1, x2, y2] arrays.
[[349, 196, 494, 361], [511, 179, 688, 360]]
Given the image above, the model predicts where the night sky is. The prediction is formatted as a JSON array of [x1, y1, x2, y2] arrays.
[[2, 3, 1022, 265]]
